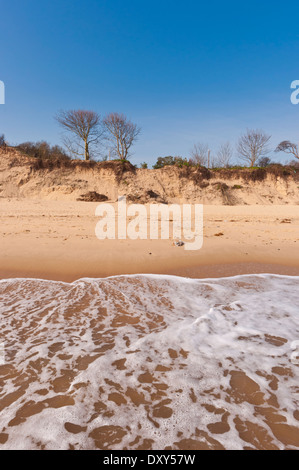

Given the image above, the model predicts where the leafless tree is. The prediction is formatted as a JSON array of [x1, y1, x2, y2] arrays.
[[275, 141, 299, 160], [190, 143, 210, 166], [237, 129, 271, 167], [215, 142, 233, 167], [55, 110, 103, 161], [102, 112, 141, 160]]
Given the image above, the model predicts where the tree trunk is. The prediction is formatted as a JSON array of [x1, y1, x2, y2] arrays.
[[85, 141, 90, 161]]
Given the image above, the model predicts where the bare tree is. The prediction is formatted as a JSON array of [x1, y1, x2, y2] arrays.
[[237, 129, 271, 167], [275, 141, 299, 160], [190, 143, 210, 166], [55, 110, 103, 161], [215, 142, 233, 167], [102, 112, 141, 160]]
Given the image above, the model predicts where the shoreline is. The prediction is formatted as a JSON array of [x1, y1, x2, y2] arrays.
[[1, 262, 299, 283], [2, 267, 299, 450]]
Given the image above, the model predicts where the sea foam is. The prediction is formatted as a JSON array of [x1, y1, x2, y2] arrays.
[[0, 273, 298, 449]]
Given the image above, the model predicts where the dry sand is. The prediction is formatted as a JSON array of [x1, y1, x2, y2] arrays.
[[1, 198, 299, 280]]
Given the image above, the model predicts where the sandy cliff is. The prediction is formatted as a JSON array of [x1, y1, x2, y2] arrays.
[[1, 148, 299, 204]]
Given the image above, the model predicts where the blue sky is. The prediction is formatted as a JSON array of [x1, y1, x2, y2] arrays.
[[1, 0, 299, 166]]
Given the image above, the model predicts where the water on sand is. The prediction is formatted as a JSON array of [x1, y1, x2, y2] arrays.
[[0, 274, 298, 450]]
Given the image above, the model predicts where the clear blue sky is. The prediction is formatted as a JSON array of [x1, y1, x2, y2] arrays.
[[1, 0, 299, 166]]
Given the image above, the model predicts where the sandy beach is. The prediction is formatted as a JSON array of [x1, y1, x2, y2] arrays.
[[1, 197, 299, 450], [1, 198, 299, 280], [2, 0, 299, 452], [1, 194, 299, 450]]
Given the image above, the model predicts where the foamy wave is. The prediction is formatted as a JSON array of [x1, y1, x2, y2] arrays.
[[0, 274, 298, 449]]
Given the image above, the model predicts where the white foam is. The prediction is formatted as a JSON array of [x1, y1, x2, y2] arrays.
[[0, 274, 298, 449]]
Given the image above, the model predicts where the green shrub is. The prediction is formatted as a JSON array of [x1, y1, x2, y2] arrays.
[[153, 155, 189, 169]]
